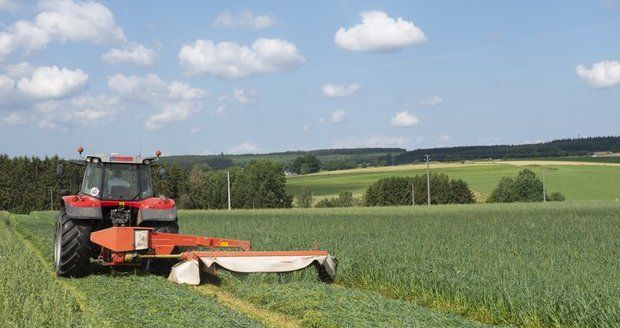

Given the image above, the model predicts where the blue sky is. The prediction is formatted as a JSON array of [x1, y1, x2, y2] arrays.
[[0, 0, 619, 158]]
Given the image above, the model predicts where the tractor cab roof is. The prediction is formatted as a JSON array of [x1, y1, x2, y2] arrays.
[[85, 154, 158, 165]]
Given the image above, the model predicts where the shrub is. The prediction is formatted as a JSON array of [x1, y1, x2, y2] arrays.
[[315, 191, 362, 208], [296, 187, 313, 208], [487, 169, 545, 203], [365, 174, 475, 206], [548, 192, 566, 201], [315, 198, 338, 208]]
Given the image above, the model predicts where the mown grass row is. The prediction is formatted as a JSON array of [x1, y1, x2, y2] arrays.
[[22, 212, 483, 327], [0, 212, 86, 327], [178, 202, 620, 327], [217, 273, 485, 327], [7, 213, 263, 328]]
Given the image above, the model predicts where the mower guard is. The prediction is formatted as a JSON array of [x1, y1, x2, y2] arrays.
[[168, 250, 337, 285], [89, 226, 337, 284]]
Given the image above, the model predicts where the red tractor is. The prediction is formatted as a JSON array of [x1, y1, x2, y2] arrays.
[[54, 148, 336, 284], [54, 148, 178, 277]]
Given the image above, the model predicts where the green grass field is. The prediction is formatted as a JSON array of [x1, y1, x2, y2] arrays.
[[286, 162, 620, 201], [3, 201, 619, 327]]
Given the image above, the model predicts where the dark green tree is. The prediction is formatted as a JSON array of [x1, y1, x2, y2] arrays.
[[232, 160, 292, 209], [288, 155, 321, 174], [487, 169, 545, 203]]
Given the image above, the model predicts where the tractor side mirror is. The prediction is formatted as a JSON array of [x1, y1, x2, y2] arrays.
[[56, 163, 64, 177], [158, 167, 166, 179]]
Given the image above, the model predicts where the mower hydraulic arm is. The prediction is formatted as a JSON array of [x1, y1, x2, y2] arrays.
[[90, 227, 251, 256], [150, 232, 251, 254]]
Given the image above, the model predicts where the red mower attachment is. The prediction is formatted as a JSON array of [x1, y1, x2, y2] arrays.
[[90, 227, 337, 285]]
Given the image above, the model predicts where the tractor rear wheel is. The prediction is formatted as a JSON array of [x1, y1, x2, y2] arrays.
[[54, 208, 93, 277], [140, 221, 179, 275]]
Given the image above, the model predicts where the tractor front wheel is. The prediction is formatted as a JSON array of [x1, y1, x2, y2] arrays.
[[140, 221, 179, 275], [54, 208, 93, 277]]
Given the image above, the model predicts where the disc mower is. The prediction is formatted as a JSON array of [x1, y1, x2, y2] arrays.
[[54, 148, 336, 285]]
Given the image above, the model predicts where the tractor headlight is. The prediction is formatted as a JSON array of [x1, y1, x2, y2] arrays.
[[133, 229, 149, 250]]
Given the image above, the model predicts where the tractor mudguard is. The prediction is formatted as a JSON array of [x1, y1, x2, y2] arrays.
[[62, 196, 103, 220], [138, 207, 178, 222]]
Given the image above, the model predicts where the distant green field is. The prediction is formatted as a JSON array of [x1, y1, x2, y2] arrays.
[[286, 163, 620, 201]]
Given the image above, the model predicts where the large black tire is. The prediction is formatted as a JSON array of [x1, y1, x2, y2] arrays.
[[140, 221, 179, 275], [54, 208, 93, 277]]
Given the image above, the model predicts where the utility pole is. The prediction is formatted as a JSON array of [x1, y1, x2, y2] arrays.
[[542, 169, 546, 203], [425, 154, 431, 205], [411, 181, 415, 206], [227, 170, 232, 210], [50, 187, 53, 211]]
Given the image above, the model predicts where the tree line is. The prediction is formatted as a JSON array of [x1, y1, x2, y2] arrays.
[[0, 155, 292, 213], [395, 136, 620, 164], [295, 173, 476, 208]]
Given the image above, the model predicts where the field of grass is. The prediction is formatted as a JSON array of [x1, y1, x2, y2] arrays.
[[4, 202, 619, 327], [4, 211, 485, 327], [180, 203, 620, 327], [286, 162, 620, 201]]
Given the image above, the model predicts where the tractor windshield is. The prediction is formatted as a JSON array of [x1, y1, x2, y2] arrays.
[[80, 162, 153, 200]]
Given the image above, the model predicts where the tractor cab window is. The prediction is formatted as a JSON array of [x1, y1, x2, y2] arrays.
[[81, 162, 153, 200], [81, 162, 104, 197]]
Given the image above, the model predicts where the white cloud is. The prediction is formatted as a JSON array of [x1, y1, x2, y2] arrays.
[[215, 103, 227, 116], [0, 0, 126, 60], [0, 111, 25, 126], [17, 65, 87, 99], [421, 95, 443, 107], [33, 94, 118, 130], [332, 135, 410, 148], [70, 95, 117, 122], [213, 10, 275, 29], [108, 74, 206, 101], [5, 62, 33, 78], [334, 11, 427, 52], [0, 0, 18, 11], [178, 37, 304, 79], [329, 109, 346, 124], [228, 142, 258, 154], [438, 135, 452, 142], [37, 119, 57, 130], [102, 43, 156, 66], [144, 102, 197, 130], [576, 61, 620, 88], [322, 83, 359, 98], [233, 88, 256, 104], [391, 111, 421, 127], [0, 74, 14, 92], [107, 74, 207, 129]]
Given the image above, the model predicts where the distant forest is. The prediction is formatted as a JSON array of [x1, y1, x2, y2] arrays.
[[394, 136, 620, 164], [160, 136, 620, 169], [160, 148, 405, 170]]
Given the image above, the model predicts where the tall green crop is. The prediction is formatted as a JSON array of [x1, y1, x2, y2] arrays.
[[179, 201, 620, 327]]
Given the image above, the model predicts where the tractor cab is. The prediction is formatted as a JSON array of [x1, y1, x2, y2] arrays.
[[80, 154, 156, 201]]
